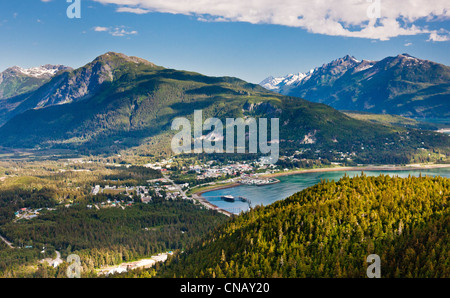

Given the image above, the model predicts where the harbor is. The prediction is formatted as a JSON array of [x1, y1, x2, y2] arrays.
[[197, 194, 253, 215]]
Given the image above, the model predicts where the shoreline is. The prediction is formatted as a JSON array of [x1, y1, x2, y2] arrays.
[[191, 183, 241, 217], [261, 163, 450, 178], [193, 164, 450, 214], [195, 183, 241, 196]]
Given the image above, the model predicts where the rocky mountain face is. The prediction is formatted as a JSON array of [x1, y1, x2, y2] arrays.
[[260, 54, 450, 119], [29, 52, 158, 108], [0, 52, 159, 125]]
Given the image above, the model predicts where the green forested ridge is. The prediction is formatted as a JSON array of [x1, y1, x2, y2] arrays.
[[156, 175, 449, 278], [0, 53, 448, 164]]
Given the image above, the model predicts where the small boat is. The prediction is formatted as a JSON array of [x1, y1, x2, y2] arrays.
[[222, 195, 235, 202]]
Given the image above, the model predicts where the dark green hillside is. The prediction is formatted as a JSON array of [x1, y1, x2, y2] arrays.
[[157, 175, 449, 278], [0, 53, 448, 163]]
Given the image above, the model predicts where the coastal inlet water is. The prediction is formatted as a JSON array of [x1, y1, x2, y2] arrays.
[[202, 167, 450, 214]]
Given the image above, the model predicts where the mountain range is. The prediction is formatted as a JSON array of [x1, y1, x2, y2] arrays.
[[0, 52, 448, 163], [260, 54, 450, 119]]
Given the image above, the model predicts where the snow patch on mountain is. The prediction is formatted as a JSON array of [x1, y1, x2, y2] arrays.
[[260, 69, 315, 91], [260, 55, 377, 91], [13, 65, 69, 78]]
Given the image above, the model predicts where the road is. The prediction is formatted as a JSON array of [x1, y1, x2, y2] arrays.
[[0, 233, 14, 248], [0, 232, 64, 268], [0, 233, 65, 269], [40, 250, 64, 267], [162, 173, 189, 199], [53, 251, 63, 266], [162, 173, 232, 217]]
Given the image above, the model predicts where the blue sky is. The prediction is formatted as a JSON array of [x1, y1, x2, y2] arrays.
[[0, 0, 449, 83]]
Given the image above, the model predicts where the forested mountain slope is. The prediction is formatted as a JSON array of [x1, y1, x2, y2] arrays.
[[157, 175, 449, 278]]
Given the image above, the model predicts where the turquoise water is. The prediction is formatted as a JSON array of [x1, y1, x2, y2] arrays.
[[202, 167, 450, 214]]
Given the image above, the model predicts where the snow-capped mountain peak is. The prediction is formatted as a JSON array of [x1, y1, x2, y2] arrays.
[[258, 53, 448, 119], [260, 55, 375, 92], [260, 68, 316, 91], [10, 64, 70, 78]]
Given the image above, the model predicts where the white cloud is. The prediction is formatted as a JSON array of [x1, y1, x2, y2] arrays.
[[116, 7, 150, 14], [93, 26, 138, 36], [92, 0, 450, 41], [94, 26, 109, 32], [428, 31, 450, 41]]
